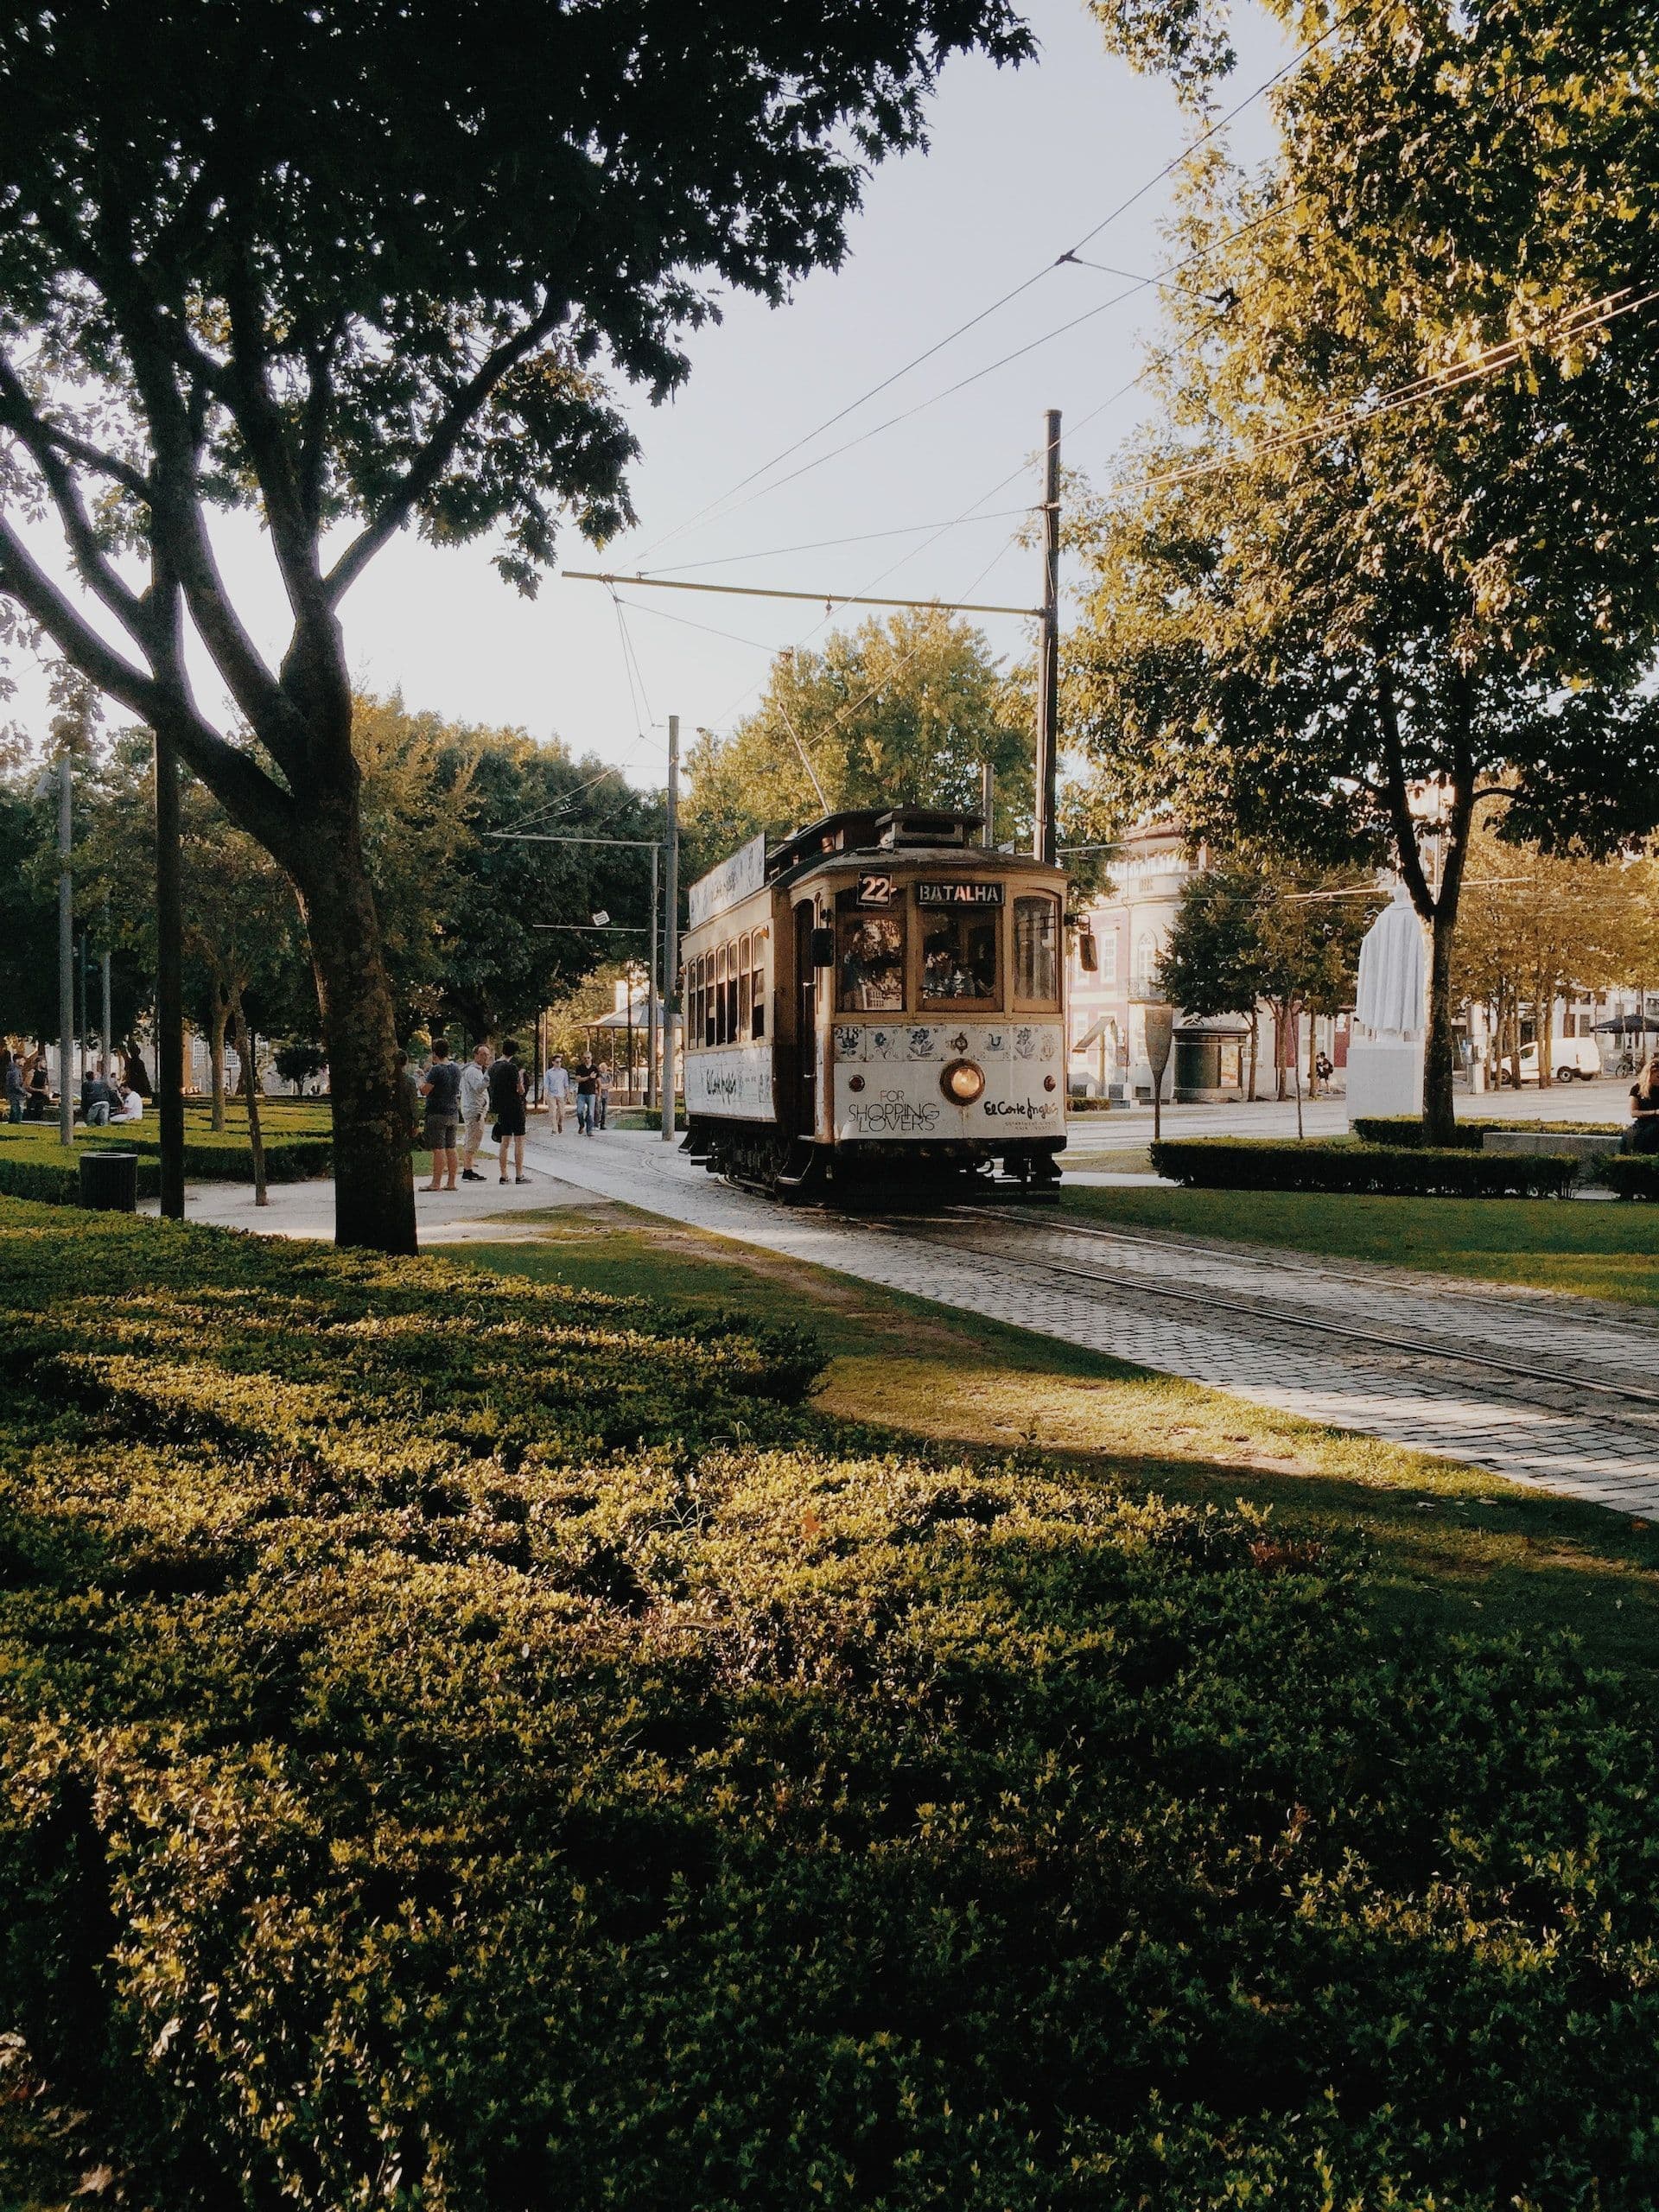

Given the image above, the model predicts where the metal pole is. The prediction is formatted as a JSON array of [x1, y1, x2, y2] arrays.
[[1033, 408, 1061, 868], [57, 753, 73, 1147], [154, 727, 186, 1218], [100, 900, 111, 1078], [660, 715, 679, 1143], [647, 842, 659, 1111], [982, 760, 995, 850]]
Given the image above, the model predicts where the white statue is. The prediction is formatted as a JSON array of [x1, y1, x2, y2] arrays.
[[1353, 883, 1427, 1042]]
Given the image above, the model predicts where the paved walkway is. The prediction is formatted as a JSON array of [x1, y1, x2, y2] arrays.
[[513, 1128, 1659, 1515]]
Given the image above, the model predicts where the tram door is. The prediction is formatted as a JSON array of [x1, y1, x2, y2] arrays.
[[794, 901, 819, 1135]]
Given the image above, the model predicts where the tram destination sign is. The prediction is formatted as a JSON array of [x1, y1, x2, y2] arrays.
[[916, 879, 1004, 909]]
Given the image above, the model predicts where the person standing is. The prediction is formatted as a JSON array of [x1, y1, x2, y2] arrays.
[[2, 1050, 24, 1124], [396, 1050, 422, 1146], [573, 1053, 599, 1136], [595, 1059, 613, 1131], [419, 1039, 463, 1192], [459, 1042, 493, 1181], [487, 1038, 529, 1183], [1625, 1050, 1659, 1155], [544, 1052, 570, 1134]]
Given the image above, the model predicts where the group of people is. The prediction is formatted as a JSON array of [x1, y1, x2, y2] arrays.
[[1, 1046, 146, 1128], [400, 1040, 616, 1195], [542, 1052, 610, 1136]]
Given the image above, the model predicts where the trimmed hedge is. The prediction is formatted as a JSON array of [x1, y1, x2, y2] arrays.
[[1603, 1154, 1659, 1200], [1152, 1135, 1580, 1197], [0, 1138, 163, 1206], [0, 1125, 333, 1190], [1351, 1113, 1611, 1149], [5, 1200, 1659, 2205]]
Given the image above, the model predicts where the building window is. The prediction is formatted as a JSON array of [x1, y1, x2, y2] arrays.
[[1135, 931, 1158, 996], [1097, 931, 1118, 984]]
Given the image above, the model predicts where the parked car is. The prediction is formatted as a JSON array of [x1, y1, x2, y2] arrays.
[[1504, 1037, 1602, 1084]]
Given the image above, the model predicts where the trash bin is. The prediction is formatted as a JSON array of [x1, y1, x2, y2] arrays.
[[79, 1148, 138, 1213]]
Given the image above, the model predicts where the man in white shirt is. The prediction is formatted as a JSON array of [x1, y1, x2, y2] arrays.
[[544, 1052, 570, 1133], [458, 1042, 493, 1182], [110, 1082, 143, 1125]]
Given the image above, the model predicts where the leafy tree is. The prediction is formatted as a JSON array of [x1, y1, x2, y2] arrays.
[[0, 0, 1031, 1251], [1454, 822, 1649, 1087], [1068, 109, 1659, 1141], [1157, 854, 1381, 1105], [686, 610, 1033, 849], [273, 1041, 326, 1096]]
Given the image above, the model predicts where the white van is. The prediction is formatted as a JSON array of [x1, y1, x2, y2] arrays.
[[1510, 1036, 1602, 1084]]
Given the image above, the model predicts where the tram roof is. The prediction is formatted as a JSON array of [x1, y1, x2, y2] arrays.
[[765, 805, 989, 880]]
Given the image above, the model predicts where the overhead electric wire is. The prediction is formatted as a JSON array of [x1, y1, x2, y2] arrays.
[[626, 3, 1364, 567], [639, 505, 1034, 576]]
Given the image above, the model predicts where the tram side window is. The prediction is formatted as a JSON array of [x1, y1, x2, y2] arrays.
[[920, 912, 999, 1005], [726, 938, 740, 1042], [1014, 894, 1060, 1009], [714, 944, 728, 1046], [751, 930, 767, 1038], [836, 891, 905, 1011], [739, 934, 752, 1040]]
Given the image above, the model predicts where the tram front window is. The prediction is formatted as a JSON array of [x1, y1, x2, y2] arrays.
[[922, 913, 999, 1005], [1014, 893, 1060, 1008], [837, 901, 905, 1011]]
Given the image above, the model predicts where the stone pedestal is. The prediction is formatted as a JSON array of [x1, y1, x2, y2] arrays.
[[1345, 1039, 1423, 1123]]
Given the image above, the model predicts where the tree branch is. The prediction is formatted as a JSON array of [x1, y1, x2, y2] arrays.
[[0, 356, 149, 637], [323, 302, 565, 605]]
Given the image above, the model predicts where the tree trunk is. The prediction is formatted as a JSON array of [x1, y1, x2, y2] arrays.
[[1271, 1001, 1287, 1101], [209, 992, 230, 1132], [288, 795, 416, 1255], [231, 993, 267, 1207]]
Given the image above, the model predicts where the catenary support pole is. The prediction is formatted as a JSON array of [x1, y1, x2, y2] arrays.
[[57, 753, 73, 1147], [647, 841, 659, 1112], [1033, 408, 1061, 868], [153, 727, 186, 1218], [982, 760, 995, 849], [100, 902, 111, 1080], [661, 715, 680, 1143]]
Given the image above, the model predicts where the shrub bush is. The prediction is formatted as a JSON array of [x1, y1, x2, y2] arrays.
[[0, 1124, 333, 1189], [1602, 1154, 1659, 1200], [1151, 1136, 1580, 1197], [3, 1198, 1658, 2207], [1351, 1113, 1611, 1149]]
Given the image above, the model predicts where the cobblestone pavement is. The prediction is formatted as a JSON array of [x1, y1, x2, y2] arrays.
[[525, 1127, 1659, 1515]]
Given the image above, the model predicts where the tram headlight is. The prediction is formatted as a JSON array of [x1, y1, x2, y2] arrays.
[[941, 1058, 985, 1104]]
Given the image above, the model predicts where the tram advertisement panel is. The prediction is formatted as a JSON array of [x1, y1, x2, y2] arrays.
[[830, 1018, 1064, 1141]]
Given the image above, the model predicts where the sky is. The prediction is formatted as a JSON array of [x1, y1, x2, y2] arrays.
[[16, 0, 1290, 793]]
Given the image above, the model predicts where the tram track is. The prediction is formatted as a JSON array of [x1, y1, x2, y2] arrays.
[[876, 1211, 1659, 1421]]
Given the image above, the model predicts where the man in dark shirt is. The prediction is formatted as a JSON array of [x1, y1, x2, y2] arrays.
[[574, 1057, 600, 1137], [419, 1040, 463, 1192], [486, 1038, 529, 1185]]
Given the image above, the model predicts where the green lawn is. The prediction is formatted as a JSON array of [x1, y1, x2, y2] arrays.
[[1050, 1180, 1659, 1305], [453, 1203, 1659, 1688]]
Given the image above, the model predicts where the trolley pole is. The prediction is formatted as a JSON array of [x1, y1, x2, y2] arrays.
[[647, 842, 659, 1111], [981, 759, 995, 850], [1033, 408, 1061, 869], [660, 715, 679, 1144], [57, 753, 73, 1147], [154, 725, 186, 1218]]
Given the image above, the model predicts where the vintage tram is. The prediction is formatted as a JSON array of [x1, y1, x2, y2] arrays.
[[680, 805, 1067, 1194]]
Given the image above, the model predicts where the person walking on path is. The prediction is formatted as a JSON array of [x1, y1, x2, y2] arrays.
[[487, 1038, 529, 1183], [596, 1060, 613, 1131], [544, 1052, 570, 1133], [2, 1050, 23, 1124], [459, 1042, 493, 1182], [420, 1039, 463, 1192], [1625, 1051, 1659, 1154], [573, 1054, 600, 1136]]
